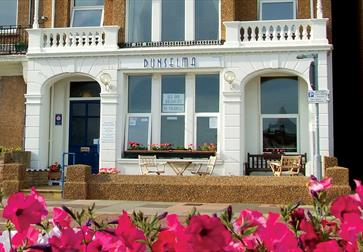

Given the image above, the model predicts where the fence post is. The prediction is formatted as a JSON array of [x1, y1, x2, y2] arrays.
[[63, 165, 91, 199]]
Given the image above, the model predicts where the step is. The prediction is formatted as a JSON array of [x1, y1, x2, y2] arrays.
[[21, 186, 62, 201]]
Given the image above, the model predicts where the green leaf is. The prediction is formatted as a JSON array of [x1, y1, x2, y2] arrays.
[[242, 226, 258, 237]]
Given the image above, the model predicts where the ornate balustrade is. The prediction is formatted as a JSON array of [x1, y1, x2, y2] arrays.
[[224, 19, 328, 47], [27, 26, 119, 54]]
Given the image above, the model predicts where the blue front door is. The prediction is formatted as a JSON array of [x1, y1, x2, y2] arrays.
[[69, 100, 100, 174]]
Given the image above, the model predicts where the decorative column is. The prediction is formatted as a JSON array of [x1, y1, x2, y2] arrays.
[[316, 0, 323, 19], [33, 0, 39, 28]]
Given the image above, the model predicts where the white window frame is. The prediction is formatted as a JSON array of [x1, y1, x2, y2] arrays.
[[258, 0, 297, 20], [194, 114, 219, 149], [125, 114, 152, 151], [0, 0, 18, 26], [71, 1, 104, 27], [125, 0, 221, 43], [124, 72, 221, 153]]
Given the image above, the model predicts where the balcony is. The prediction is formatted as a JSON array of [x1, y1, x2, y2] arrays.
[[27, 26, 119, 54], [224, 19, 329, 48], [0, 25, 29, 55]]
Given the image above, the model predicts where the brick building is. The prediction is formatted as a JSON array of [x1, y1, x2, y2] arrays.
[[0, 0, 333, 177]]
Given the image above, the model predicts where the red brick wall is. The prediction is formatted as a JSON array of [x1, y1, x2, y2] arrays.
[[0, 77, 26, 148]]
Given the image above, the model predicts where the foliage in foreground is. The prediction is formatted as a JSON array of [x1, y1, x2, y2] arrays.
[[0, 176, 363, 251]]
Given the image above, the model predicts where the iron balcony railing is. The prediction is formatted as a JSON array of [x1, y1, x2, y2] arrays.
[[0, 25, 30, 55]]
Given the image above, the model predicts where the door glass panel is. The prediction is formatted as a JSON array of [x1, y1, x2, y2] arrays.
[[72, 103, 86, 116], [261, 77, 298, 114], [70, 118, 86, 145], [161, 116, 184, 147], [88, 103, 100, 116], [0, 0, 17, 26], [73, 9, 103, 27], [261, 2, 294, 20], [70, 82, 100, 97], [197, 117, 217, 148], [263, 118, 297, 152], [87, 118, 100, 145], [127, 117, 149, 148]]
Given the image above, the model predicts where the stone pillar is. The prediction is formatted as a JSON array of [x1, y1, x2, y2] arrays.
[[2, 164, 26, 196], [64, 165, 91, 199], [325, 166, 351, 202]]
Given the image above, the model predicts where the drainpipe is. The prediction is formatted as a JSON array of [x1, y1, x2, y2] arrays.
[[316, 0, 323, 19], [310, 0, 314, 18], [33, 0, 39, 28], [51, 0, 55, 28]]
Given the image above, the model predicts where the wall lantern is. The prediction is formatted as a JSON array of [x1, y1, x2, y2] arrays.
[[224, 71, 236, 85], [100, 73, 112, 91]]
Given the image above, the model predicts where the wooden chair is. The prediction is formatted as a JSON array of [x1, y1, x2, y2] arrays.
[[268, 155, 302, 176], [138, 155, 166, 175], [191, 156, 217, 176]]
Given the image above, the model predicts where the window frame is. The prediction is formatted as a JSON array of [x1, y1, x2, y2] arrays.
[[259, 76, 300, 154], [0, 0, 18, 26], [125, 0, 221, 43], [125, 114, 152, 151], [258, 0, 297, 20], [70, 0, 104, 27]]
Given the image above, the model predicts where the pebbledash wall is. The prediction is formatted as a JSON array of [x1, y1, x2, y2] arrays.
[[1, 0, 333, 176]]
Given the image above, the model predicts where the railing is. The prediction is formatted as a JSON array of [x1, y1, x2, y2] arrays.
[[224, 19, 328, 47], [0, 25, 29, 55], [27, 26, 119, 53]]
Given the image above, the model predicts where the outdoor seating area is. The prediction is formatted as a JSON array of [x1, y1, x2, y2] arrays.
[[138, 155, 216, 176]]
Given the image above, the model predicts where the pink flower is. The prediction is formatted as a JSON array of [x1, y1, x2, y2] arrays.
[[48, 228, 84, 251], [115, 211, 147, 252], [88, 231, 125, 252], [11, 226, 40, 248], [52, 208, 71, 228], [313, 240, 342, 252], [299, 219, 318, 252], [330, 195, 361, 221], [308, 176, 332, 195], [259, 212, 301, 252], [183, 215, 232, 252], [233, 209, 266, 250], [339, 213, 363, 251], [152, 214, 191, 252], [289, 208, 306, 229], [3, 189, 48, 232], [224, 241, 246, 252]]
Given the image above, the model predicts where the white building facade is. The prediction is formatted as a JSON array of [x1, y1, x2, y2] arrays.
[[20, 0, 333, 176]]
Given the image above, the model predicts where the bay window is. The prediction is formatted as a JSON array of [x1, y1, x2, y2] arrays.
[[71, 0, 104, 27], [127, 0, 220, 43], [0, 0, 17, 25], [259, 0, 296, 20], [261, 77, 299, 152], [125, 73, 220, 153]]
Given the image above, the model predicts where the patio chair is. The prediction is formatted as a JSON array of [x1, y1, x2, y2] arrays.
[[191, 156, 217, 176], [138, 155, 166, 175], [268, 155, 302, 176]]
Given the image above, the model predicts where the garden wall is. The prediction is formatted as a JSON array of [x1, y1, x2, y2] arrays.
[[64, 165, 351, 204]]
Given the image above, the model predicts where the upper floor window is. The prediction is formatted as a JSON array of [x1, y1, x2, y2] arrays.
[[259, 0, 296, 20], [71, 0, 104, 27], [127, 0, 220, 43], [0, 0, 17, 26]]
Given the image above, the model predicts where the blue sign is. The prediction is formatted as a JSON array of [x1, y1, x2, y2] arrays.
[[55, 114, 62, 126]]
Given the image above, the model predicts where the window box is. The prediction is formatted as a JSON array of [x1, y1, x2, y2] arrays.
[[124, 150, 216, 159]]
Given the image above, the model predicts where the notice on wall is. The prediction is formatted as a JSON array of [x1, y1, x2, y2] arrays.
[[163, 94, 184, 105], [129, 118, 137, 126], [209, 117, 217, 129], [55, 114, 62, 126], [102, 121, 116, 143]]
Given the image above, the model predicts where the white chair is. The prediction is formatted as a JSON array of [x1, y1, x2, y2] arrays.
[[138, 155, 166, 175], [191, 156, 217, 176], [268, 155, 302, 176]]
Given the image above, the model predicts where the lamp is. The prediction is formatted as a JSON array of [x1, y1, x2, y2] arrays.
[[100, 73, 112, 91], [224, 71, 236, 85]]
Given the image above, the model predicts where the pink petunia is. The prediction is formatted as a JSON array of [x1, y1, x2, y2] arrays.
[[308, 176, 332, 195], [313, 240, 343, 252], [259, 212, 301, 252], [48, 228, 84, 251], [3, 189, 48, 232], [115, 211, 147, 252], [183, 215, 232, 252], [299, 219, 318, 252], [52, 208, 72, 228], [330, 195, 361, 221], [11, 226, 40, 248], [339, 213, 363, 252]]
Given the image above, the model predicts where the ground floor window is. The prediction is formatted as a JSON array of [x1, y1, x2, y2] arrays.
[[125, 73, 220, 151], [260, 76, 299, 153]]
